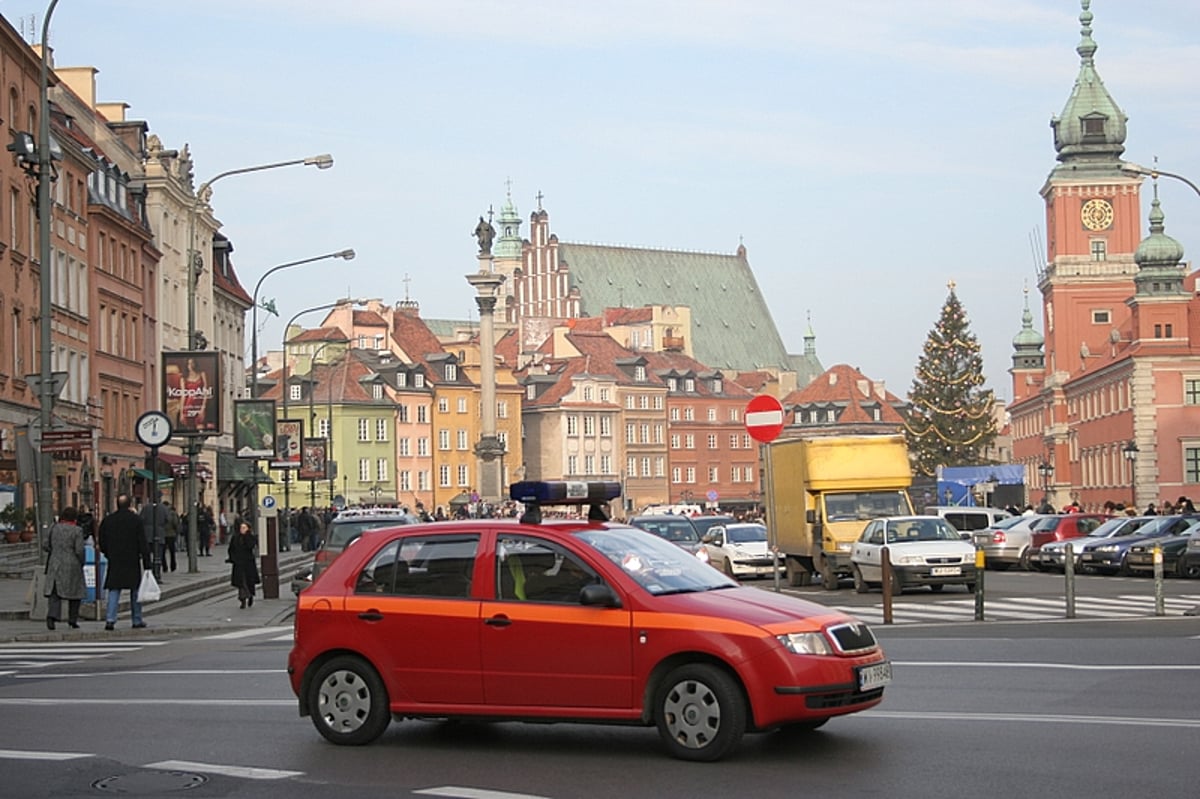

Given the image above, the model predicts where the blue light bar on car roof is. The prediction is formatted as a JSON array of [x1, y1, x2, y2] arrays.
[[509, 481, 621, 524]]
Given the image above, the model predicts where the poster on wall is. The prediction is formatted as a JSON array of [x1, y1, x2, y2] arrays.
[[298, 438, 328, 481], [162, 351, 221, 436], [234, 400, 277, 459], [270, 419, 303, 470]]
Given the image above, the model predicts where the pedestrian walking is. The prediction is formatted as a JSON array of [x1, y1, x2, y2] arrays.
[[198, 503, 215, 556], [162, 500, 180, 572], [98, 494, 151, 631], [227, 520, 260, 608], [43, 506, 85, 630], [138, 493, 169, 579]]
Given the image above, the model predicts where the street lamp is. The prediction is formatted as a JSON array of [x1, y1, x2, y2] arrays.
[[249, 249, 355, 398], [1120, 162, 1200, 199], [304, 338, 349, 508], [183, 153, 334, 574], [1037, 460, 1053, 508], [1123, 441, 1139, 509]]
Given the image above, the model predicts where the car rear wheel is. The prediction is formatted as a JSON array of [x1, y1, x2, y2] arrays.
[[655, 664, 745, 762], [1178, 557, 1200, 579], [1018, 548, 1033, 571], [308, 655, 391, 746]]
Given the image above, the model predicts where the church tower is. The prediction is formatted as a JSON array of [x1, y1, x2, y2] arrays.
[[491, 182, 524, 327], [1010, 288, 1045, 403]]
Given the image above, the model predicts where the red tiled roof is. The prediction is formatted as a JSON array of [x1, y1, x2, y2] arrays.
[[287, 325, 348, 344], [603, 307, 654, 325], [353, 310, 388, 327], [783, 363, 906, 424]]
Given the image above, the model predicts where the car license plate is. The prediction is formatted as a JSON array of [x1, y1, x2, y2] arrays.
[[858, 661, 892, 691], [930, 566, 961, 576], [1081, 553, 1094, 561]]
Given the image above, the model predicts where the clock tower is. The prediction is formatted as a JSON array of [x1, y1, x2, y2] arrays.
[[1038, 0, 1141, 379]]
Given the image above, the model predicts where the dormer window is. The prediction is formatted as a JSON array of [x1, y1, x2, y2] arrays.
[[1081, 116, 1105, 137], [634, 365, 646, 382], [289, 384, 302, 402], [683, 378, 695, 392], [397, 372, 407, 388], [712, 378, 723, 394], [526, 384, 536, 400], [372, 383, 383, 400], [444, 363, 457, 381], [414, 373, 425, 388], [667, 377, 678, 392]]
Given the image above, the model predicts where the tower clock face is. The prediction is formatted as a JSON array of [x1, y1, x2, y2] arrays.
[[1081, 198, 1114, 231]]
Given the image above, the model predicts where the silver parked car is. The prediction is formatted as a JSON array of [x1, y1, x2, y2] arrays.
[[850, 515, 978, 594], [1034, 516, 1151, 571]]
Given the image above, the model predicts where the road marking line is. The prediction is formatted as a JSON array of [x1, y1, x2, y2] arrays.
[[415, 787, 553, 799], [865, 710, 1200, 728], [0, 748, 92, 760], [0, 698, 292, 706], [200, 626, 293, 640], [16, 668, 284, 679], [145, 759, 303, 780]]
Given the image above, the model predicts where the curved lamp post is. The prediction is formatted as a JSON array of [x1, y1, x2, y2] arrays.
[[1037, 460, 1053, 508], [304, 337, 349, 508], [1122, 441, 1139, 509], [249, 249, 354, 398], [181, 153, 333, 574]]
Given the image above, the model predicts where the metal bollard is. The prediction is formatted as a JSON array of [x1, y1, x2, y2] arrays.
[[1064, 542, 1076, 619], [974, 546, 985, 621], [881, 546, 893, 625], [1153, 544, 1165, 617]]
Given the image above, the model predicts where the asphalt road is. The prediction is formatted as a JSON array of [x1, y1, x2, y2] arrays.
[[0, 597, 1197, 798]]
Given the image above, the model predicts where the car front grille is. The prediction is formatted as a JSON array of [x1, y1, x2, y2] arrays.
[[806, 686, 885, 709], [827, 622, 878, 654]]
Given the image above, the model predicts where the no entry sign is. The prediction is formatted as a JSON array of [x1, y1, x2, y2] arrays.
[[744, 394, 785, 443]]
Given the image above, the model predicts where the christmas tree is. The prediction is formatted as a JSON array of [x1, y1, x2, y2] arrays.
[[905, 283, 997, 477]]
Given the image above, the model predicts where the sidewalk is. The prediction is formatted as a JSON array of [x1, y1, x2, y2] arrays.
[[0, 540, 313, 643]]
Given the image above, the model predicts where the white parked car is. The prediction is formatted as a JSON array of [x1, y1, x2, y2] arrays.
[[700, 522, 780, 579], [850, 515, 978, 594]]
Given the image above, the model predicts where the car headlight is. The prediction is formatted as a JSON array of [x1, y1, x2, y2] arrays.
[[836, 542, 853, 553], [894, 553, 925, 565], [777, 632, 833, 656], [1095, 545, 1119, 553]]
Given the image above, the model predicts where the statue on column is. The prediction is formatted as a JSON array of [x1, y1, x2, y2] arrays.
[[473, 215, 496, 256]]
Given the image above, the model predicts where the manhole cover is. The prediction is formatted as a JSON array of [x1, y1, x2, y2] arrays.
[[93, 771, 207, 794]]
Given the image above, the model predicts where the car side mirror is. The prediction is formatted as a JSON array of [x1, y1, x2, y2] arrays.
[[580, 583, 622, 608]]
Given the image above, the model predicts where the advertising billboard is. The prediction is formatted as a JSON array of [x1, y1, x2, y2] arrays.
[[234, 399, 277, 459], [163, 351, 221, 436], [298, 438, 328, 481], [270, 419, 303, 470]]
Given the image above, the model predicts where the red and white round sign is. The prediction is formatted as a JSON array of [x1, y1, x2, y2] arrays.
[[744, 394, 785, 443]]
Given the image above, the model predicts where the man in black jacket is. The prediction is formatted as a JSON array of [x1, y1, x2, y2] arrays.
[[99, 494, 151, 631]]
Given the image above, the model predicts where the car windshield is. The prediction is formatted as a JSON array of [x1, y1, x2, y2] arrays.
[[726, 524, 767, 544], [825, 491, 911, 522], [329, 518, 411, 548], [690, 517, 734, 536], [576, 526, 735, 596], [629, 518, 700, 544], [884, 519, 960, 544]]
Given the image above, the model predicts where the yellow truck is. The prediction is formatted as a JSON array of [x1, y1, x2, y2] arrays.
[[764, 434, 914, 590]]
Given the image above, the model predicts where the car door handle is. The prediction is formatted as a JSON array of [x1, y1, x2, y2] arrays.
[[357, 610, 384, 621], [485, 615, 512, 627]]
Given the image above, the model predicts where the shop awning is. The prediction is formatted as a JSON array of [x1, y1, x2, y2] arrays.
[[132, 468, 173, 486]]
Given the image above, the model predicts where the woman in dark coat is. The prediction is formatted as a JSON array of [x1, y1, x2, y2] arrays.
[[44, 506, 85, 630], [228, 520, 260, 608]]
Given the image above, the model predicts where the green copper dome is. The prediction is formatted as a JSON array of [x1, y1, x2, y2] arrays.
[[1050, 1, 1127, 169], [1012, 293, 1044, 348], [1134, 194, 1185, 268]]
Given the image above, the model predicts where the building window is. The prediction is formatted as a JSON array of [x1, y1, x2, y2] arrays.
[[358, 458, 370, 481], [1092, 309, 1110, 324], [600, 454, 611, 474], [707, 408, 716, 422], [627, 457, 637, 477], [417, 405, 428, 424], [438, 429, 450, 450], [526, 384, 536, 400], [376, 458, 388, 481], [1185, 446, 1200, 484], [375, 418, 388, 441], [729, 434, 739, 449], [670, 434, 680, 449], [318, 418, 330, 437], [685, 466, 695, 483], [625, 395, 635, 410], [639, 394, 649, 410], [414, 373, 425, 388], [707, 434, 717, 449], [600, 416, 612, 436], [583, 385, 593, 401], [289, 384, 302, 402], [418, 471, 430, 491], [684, 378, 695, 392], [457, 397, 467, 413], [399, 470, 412, 491], [497, 400, 508, 419], [712, 378, 723, 394], [634, 365, 646, 382], [584, 454, 594, 475], [417, 437, 429, 456], [655, 457, 665, 477], [567, 455, 578, 475], [1090, 239, 1107, 261], [445, 363, 457, 381], [457, 429, 469, 450], [685, 434, 695, 449], [1154, 324, 1162, 338], [372, 383, 383, 400], [358, 418, 369, 441], [639, 424, 649, 444], [438, 465, 450, 487], [672, 467, 682, 484], [669, 407, 680, 421], [654, 424, 664, 444], [599, 388, 610, 403], [566, 415, 578, 436], [641, 457, 651, 477], [438, 397, 449, 413], [457, 464, 469, 487], [398, 404, 409, 423], [583, 416, 595, 436], [1185, 378, 1200, 405], [667, 377, 678, 392], [399, 437, 411, 456], [626, 423, 635, 444], [684, 407, 694, 421], [708, 466, 719, 483]]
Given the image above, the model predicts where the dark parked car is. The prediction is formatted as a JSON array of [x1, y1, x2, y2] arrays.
[[688, 515, 736, 540], [1177, 526, 1200, 579], [626, 514, 706, 558], [1078, 515, 1200, 575], [1126, 519, 1200, 576], [308, 507, 417, 586]]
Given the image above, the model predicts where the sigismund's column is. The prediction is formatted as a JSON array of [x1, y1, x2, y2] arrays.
[[467, 213, 506, 502]]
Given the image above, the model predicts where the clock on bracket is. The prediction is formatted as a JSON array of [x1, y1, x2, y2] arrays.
[[1081, 198, 1114, 231], [135, 410, 173, 448]]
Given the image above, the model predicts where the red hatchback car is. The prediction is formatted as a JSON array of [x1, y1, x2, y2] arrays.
[[288, 481, 891, 762]]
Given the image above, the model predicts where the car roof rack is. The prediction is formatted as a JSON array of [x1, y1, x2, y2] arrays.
[[509, 480, 621, 525]]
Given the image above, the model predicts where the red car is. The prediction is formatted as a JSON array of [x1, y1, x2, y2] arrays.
[[288, 481, 891, 762]]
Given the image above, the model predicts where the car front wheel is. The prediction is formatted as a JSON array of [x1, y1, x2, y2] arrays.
[[852, 564, 870, 594], [308, 655, 391, 746], [1178, 557, 1200, 579], [655, 664, 746, 762]]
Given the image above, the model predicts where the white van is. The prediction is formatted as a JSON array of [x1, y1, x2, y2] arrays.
[[922, 505, 1012, 543]]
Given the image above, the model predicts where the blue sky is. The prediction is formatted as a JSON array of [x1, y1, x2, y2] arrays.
[[20, 0, 1200, 400]]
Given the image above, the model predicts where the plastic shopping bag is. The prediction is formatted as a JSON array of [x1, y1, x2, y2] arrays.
[[139, 569, 162, 603]]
